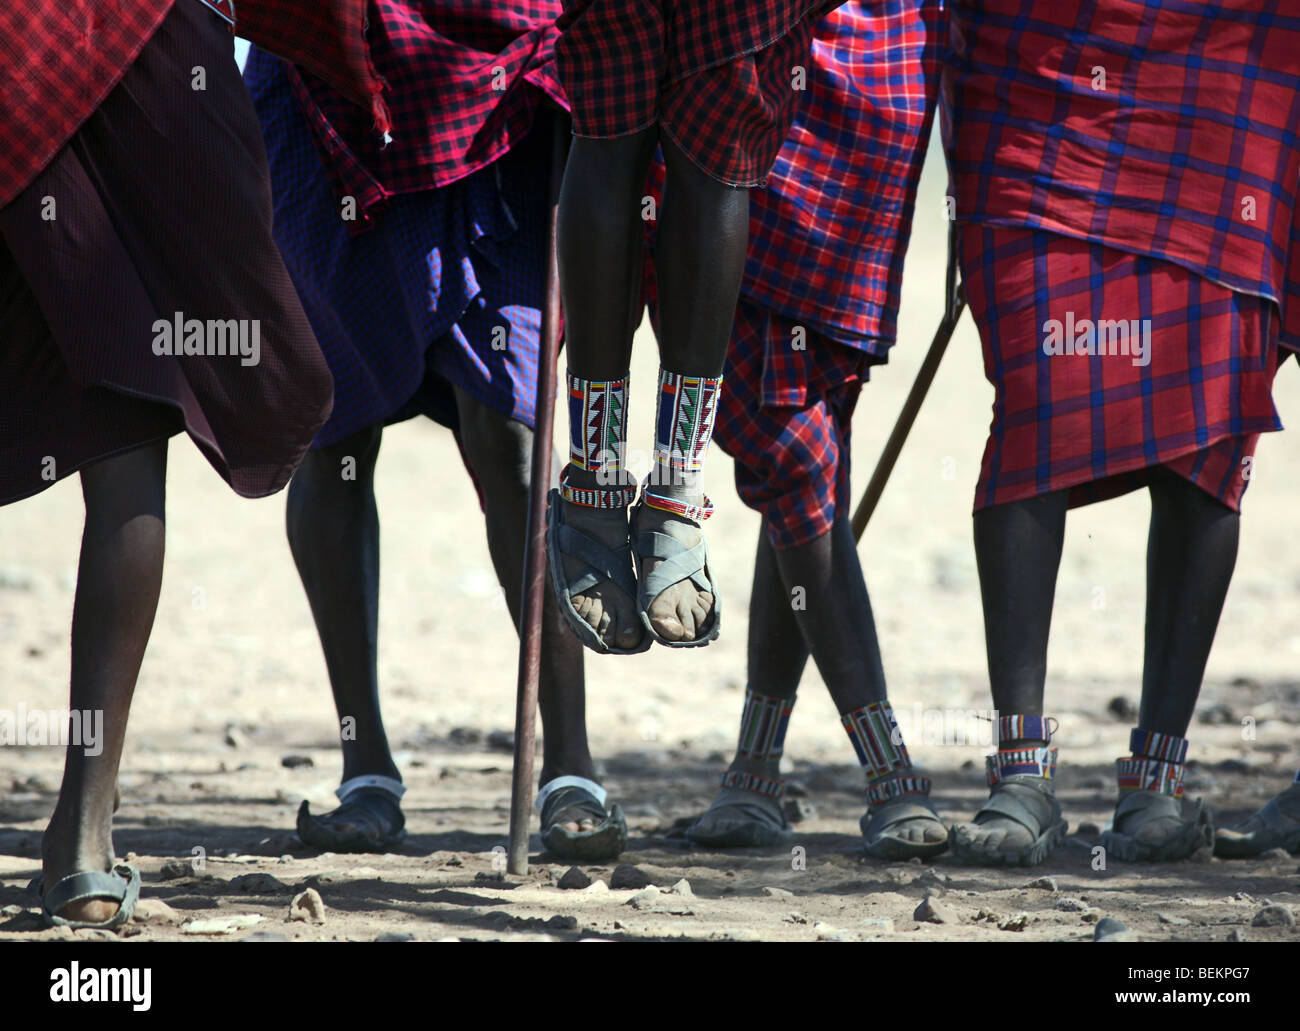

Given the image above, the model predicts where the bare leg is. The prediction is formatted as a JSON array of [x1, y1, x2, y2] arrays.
[[554, 129, 659, 651], [452, 386, 596, 832], [41, 441, 167, 923]]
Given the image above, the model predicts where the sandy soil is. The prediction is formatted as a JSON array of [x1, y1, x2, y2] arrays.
[[2, 143, 1299, 942]]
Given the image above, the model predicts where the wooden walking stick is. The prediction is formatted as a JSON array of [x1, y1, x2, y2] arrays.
[[507, 113, 569, 875], [851, 223, 966, 541]]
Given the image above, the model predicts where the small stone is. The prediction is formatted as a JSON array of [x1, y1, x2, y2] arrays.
[[860, 917, 894, 933], [486, 729, 515, 752], [581, 879, 609, 894], [557, 867, 592, 890], [1081, 910, 1102, 924], [159, 857, 203, 880], [1107, 696, 1138, 722], [1189, 845, 1214, 864], [1075, 822, 1101, 837], [627, 887, 661, 910], [132, 899, 182, 926], [374, 932, 416, 942], [763, 886, 794, 898], [1251, 904, 1295, 928], [782, 798, 816, 823], [2, 904, 23, 916], [1258, 848, 1291, 862], [1024, 876, 1058, 892], [229, 873, 289, 894], [444, 855, 464, 867], [669, 878, 693, 897], [609, 864, 652, 890], [280, 754, 314, 769], [913, 895, 955, 925], [998, 913, 1031, 932], [288, 887, 326, 924], [181, 914, 264, 935], [1157, 912, 1191, 926], [223, 724, 247, 749], [976, 909, 1001, 922], [1226, 929, 1248, 942], [240, 931, 290, 942], [1094, 917, 1135, 942], [1055, 898, 1087, 912], [546, 915, 578, 931], [916, 869, 949, 887], [814, 921, 854, 942]]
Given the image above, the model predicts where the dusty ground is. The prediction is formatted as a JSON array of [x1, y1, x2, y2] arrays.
[[2, 143, 1299, 942]]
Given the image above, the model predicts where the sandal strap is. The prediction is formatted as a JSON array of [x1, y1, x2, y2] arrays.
[[337, 774, 406, 804], [42, 864, 140, 927], [866, 773, 932, 807], [556, 522, 639, 598], [720, 769, 785, 799], [1116, 756, 1186, 797], [635, 529, 713, 595], [561, 478, 639, 510], [974, 778, 1060, 837]]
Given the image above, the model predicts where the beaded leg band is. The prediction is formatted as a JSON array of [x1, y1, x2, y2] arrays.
[[559, 466, 639, 510], [735, 689, 794, 762], [842, 702, 930, 806], [720, 769, 785, 799], [1117, 728, 1190, 798], [568, 370, 629, 475], [994, 714, 1056, 745]]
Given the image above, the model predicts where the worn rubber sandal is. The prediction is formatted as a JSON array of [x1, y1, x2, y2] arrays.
[[30, 862, 141, 930], [633, 509, 721, 649], [538, 776, 628, 862], [1102, 791, 1212, 862], [950, 777, 1067, 867], [1214, 782, 1300, 858], [297, 774, 407, 853], [546, 489, 650, 656], [861, 798, 949, 861], [686, 800, 793, 848]]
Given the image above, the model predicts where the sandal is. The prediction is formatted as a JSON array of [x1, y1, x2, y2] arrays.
[[861, 774, 948, 860], [545, 486, 650, 655], [1102, 789, 1212, 862], [950, 747, 1068, 867], [537, 776, 627, 862], [297, 774, 407, 853], [1215, 781, 1300, 858], [30, 862, 141, 930], [632, 497, 721, 648], [686, 768, 793, 848]]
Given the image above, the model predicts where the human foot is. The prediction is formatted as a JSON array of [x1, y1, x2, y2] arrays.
[[537, 777, 627, 861], [687, 759, 790, 847], [1215, 781, 1300, 858], [632, 500, 719, 646], [861, 774, 948, 860], [297, 776, 406, 853]]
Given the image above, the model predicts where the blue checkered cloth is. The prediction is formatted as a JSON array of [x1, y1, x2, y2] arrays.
[[244, 48, 546, 447]]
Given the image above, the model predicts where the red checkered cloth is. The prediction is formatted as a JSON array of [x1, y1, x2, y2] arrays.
[[943, 0, 1300, 346], [716, 301, 875, 549], [557, 0, 835, 185], [0, 0, 174, 208], [963, 224, 1282, 513], [280, 1, 567, 231]]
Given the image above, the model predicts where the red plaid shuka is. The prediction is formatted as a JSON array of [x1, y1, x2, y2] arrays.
[[943, 0, 1299, 509], [280, 1, 566, 231], [644, 0, 943, 546], [557, 0, 836, 185], [0, 0, 385, 209]]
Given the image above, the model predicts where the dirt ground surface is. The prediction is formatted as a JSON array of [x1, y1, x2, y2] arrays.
[[3, 143, 1299, 943]]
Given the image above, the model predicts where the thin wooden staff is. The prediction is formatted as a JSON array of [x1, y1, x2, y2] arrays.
[[507, 113, 568, 875], [851, 223, 966, 541]]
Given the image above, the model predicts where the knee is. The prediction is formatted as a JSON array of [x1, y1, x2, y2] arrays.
[[287, 426, 381, 523]]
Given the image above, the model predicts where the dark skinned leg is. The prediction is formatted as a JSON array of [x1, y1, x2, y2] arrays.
[[954, 490, 1068, 855], [634, 138, 750, 641], [285, 425, 403, 846], [554, 129, 660, 651], [41, 441, 167, 924], [452, 385, 596, 833]]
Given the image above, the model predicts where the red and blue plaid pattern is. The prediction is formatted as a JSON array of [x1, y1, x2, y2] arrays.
[[963, 224, 1281, 513], [745, 0, 945, 347], [943, 0, 1300, 338], [557, 0, 830, 185], [282, 1, 566, 231], [0, 0, 173, 207]]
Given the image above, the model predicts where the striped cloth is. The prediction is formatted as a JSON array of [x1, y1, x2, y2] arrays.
[[245, 50, 546, 445], [557, 0, 831, 185], [943, 0, 1298, 509]]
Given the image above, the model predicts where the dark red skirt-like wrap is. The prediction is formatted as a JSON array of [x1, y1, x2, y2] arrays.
[[963, 224, 1281, 514], [0, 0, 332, 506], [556, 0, 834, 185]]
